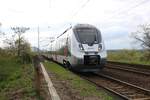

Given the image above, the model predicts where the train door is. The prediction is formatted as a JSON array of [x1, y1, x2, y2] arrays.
[[64, 37, 68, 57], [55, 41, 57, 61]]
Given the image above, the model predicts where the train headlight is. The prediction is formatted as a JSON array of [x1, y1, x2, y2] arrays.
[[79, 44, 84, 50], [98, 44, 102, 51]]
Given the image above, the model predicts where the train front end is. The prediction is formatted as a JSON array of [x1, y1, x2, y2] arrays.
[[71, 24, 107, 72]]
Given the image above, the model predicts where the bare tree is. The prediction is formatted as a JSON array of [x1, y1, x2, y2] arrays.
[[0, 22, 1, 34], [132, 24, 150, 60], [11, 27, 30, 56], [132, 24, 150, 49], [0, 23, 6, 48], [0, 23, 5, 38]]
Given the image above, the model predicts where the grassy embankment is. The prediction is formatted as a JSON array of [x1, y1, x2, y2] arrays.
[[44, 61, 114, 100], [108, 49, 150, 65], [0, 55, 38, 100]]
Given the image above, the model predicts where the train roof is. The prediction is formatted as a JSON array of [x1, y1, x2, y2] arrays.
[[73, 24, 97, 29], [52, 24, 98, 43]]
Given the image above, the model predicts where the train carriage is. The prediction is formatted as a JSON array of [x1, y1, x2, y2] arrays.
[[49, 24, 107, 72]]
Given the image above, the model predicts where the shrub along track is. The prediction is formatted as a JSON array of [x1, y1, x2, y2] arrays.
[[79, 72, 150, 100]]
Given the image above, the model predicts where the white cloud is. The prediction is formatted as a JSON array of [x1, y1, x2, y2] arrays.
[[105, 35, 133, 50], [0, 0, 150, 49]]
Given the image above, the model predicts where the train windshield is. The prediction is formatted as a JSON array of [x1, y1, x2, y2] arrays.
[[75, 28, 100, 44]]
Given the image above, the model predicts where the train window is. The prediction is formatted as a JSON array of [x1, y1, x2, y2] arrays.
[[75, 28, 100, 44]]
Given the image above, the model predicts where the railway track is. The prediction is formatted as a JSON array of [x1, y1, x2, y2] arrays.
[[44, 58, 150, 99], [107, 61, 150, 70], [80, 72, 150, 100], [106, 61, 150, 76], [105, 65, 150, 76]]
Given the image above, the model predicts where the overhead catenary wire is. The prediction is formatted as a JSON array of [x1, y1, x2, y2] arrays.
[[55, 0, 149, 38], [42, 0, 91, 46], [104, 0, 149, 21], [70, 0, 149, 22], [44, 0, 149, 49], [69, 0, 91, 20]]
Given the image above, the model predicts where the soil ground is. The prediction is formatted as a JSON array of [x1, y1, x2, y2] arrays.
[[48, 71, 102, 100], [44, 61, 114, 100]]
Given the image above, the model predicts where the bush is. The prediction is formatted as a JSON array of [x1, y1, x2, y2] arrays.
[[142, 50, 150, 61], [0, 55, 38, 99], [18, 52, 32, 64], [108, 49, 150, 65]]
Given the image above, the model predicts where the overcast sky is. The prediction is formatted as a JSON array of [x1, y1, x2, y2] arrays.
[[0, 0, 150, 50]]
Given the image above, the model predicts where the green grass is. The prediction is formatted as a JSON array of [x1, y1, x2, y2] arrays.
[[108, 50, 150, 65], [0, 55, 38, 100], [44, 61, 114, 100]]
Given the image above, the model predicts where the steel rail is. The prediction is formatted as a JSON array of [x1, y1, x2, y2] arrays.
[[107, 61, 150, 69], [80, 74, 129, 100], [96, 73, 150, 93], [105, 65, 150, 76], [80, 72, 150, 100], [96, 73, 150, 100]]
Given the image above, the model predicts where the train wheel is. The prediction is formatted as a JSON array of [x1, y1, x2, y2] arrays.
[[63, 60, 67, 68], [66, 62, 72, 70]]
